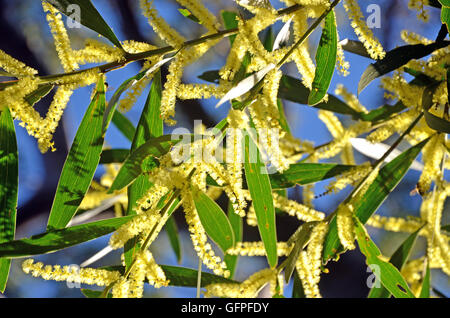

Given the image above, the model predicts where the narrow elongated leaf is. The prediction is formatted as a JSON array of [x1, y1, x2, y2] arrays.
[[46, 0, 123, 48], [216, 63, 275, 108], [126, 69, 163, 215], [105, 264, 238, 287], [225, 202, 243, 278], [354, 218, 415, 298], [192, 188, 235, 253], [419, 262, 431, 298], [269, 162, 354, 189], [25, 84, 54, 106], [263, 27, 275, 52], [47, 77, 106, 230], [0, 216, 132, 258], [358, 41, 450, 94], [368, 225, 423, 298], [178, 8, 201, 24], [292, 269, 306, 298], [339, 39, 371, 58], [273, 17, 292, 51], [99, 149, 129, 164], [278, 75, 361, 117], [360, 101, 406, 122], [0, 108, 18, 292], [424, 110, 450, 133], [244, 131, 277, 268], [323, 137, 430, 262], [81, 289, 112, 298], [112, 110, 135, 142], [284, 221, 319, 283], [108, 135, 180, 192], [308, 10, 337, 105], [165, 217, 182, 263]]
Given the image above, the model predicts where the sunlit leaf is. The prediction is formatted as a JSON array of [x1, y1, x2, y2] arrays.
[[308, 10, 337, 105], [47, 77, 107, 230], [244, 131, 277, 268], [0, 216, 133, 258], [0, 107, 18, 292], [323, 137, 430, 262], [354, 217, 415, 298]]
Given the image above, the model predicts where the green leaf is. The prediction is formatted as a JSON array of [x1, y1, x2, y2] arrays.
[[178, 8, 202, 24], [112, 110, 135, 142], [419, 262, 431, 298], [108, 135, 180, 193], [263, 27, 275, 52], [192, 188, 235, 253], [244, 131, 277, 268], [124, 71, 164, 268], [323, 137, 430, 263], [81, 289, 112, 298], [422, 82, 450, 133], [225, 202, 242, 279], [308, 10, 337, 105], [354, 217, 415, 298], [0, 107, 18, 293], [46, 0, 123, 49], [284, 221, 320, 283], [165, 217, 182, 264], [24, 84, 54, 106], [197, 71, 360, 118], [358, 41, 450, 94], [221, 11, 239, 45], [292, 269, 306, 298], [269, 163, 354, 189], [279, 75, 360, 117], [360, 101, 406, 123], [368, 225, 424, 298], [0, 216, 133, 258], [105, 264, 238, 287], [442, 6, 450, 32], [47, 77, 107, 230], [99, 149, 129, 164]]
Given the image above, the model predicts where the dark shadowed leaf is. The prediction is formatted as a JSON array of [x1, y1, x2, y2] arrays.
[[225, 202, 243, 278], [112, 110, 135, 142], [99, 149, 129, 164]]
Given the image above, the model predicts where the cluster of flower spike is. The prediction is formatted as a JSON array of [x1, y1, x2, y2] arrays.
[[16, 0, 450, 298]]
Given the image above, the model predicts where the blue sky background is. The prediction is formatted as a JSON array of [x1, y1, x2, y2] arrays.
[[2, 0, 449, 297]]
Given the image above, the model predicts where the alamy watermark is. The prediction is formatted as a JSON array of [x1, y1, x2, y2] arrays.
[[46, 0, 81, 28]]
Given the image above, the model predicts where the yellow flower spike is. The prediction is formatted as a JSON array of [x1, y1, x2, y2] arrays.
[[226, 241, 293, 257], [318, 110, 344, 138], [343, 0, 385, 60], [400, 30, 432, 45], [381, 72, 425, 109], [38, 85, 74, 153], [326, 162, 372, 194], [175, 0, 220, 32], [74, 39, 125, 65], [177, 83, 230, 100], [122, 40, 157, 54], [336, 203, 356, 250], [111, 277, 131, 298], [366, 215, 425, 234], [140, 0, 185, 47], [22, 259, 120, 287], [334, 84, 367, 114], [42, 1, 79, 72], [418, 134, 445, 195], [296, 251, 322, 298], [0, 49, 37, 77], [204, 268, 276, 298], [273, 191, 325, 222], [118, 76, 153, 112]]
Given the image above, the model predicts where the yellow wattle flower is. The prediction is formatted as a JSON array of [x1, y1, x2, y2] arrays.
[[336, 203, 356, 250], [0, 49, 37, 77]]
